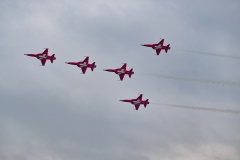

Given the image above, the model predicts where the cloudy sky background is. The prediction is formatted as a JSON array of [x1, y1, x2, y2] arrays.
[[0, 0, 240, 160]]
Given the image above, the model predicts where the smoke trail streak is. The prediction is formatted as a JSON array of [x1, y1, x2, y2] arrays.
[[175, 49, 240, 60], [152, 103, 240, 114], [137, 73, 240, 87]]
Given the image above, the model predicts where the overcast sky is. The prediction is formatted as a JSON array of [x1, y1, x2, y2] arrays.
[[0, 0, 240, 160]]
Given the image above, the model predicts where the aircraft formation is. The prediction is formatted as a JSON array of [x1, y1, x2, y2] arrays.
[[24, 39, 170, 110]]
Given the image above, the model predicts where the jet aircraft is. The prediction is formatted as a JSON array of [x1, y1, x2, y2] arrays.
[[65, 56, 96, 74], [141, 39, 171, 55], [120, 94, 149, 110], [103, 63, 134, 81], [24, 48, 56, 66]]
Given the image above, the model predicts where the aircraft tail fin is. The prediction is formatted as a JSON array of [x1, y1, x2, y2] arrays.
[[91, 62, 96, 71], [50, 54, 56, 63], [165, 44, 170, 53], [128, 68, 134, 78], [144, 99, 149, 108]]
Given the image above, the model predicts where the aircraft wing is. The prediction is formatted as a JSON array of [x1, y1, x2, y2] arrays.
[[135, 104, 140, 110], [41, 59, 47, 66], [156, 49, 161, 55], [83, 57, 89, 63], [119, 74, 125, 81], [81, 66, 87, 74], [158, 39, 164, 45], [137, 94, 143, 100], [42, 48, 48, 55], [121, 63, 127, 70]]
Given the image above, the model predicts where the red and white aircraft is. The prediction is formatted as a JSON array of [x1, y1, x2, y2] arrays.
[[65, 56, 96, 74], [141, 39, 171, 55], [120, 94, 149, 110], [24, 48, 56, 66], [103, 63, 134, 81]]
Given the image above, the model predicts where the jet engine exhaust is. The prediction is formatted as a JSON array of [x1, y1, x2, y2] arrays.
[[175, 49, 240, 60], [137, 73, 240, 87], [151, 103, 240, 114]]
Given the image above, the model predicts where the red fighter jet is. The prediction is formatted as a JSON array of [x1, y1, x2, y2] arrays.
[[24, 48, 56, 66], [65, 56, 96, 74], [120, 94, 149, 110], [103, 63, 134, 81], [141, 39, 171, 55]]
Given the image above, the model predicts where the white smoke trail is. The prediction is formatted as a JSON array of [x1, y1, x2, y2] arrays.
[[175, 49, 240, 60], [152, 103, 240, 114], [137, 73, 240, 87]]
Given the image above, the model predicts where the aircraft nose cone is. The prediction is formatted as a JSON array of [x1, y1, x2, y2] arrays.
[[141, 44, 144, 46], [24, 54, 27, 55], [103, 69, 107, 71], [65, 62, 68, 64]]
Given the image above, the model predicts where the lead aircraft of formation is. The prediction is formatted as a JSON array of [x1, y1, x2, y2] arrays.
[[24, 48, 56, 66]]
